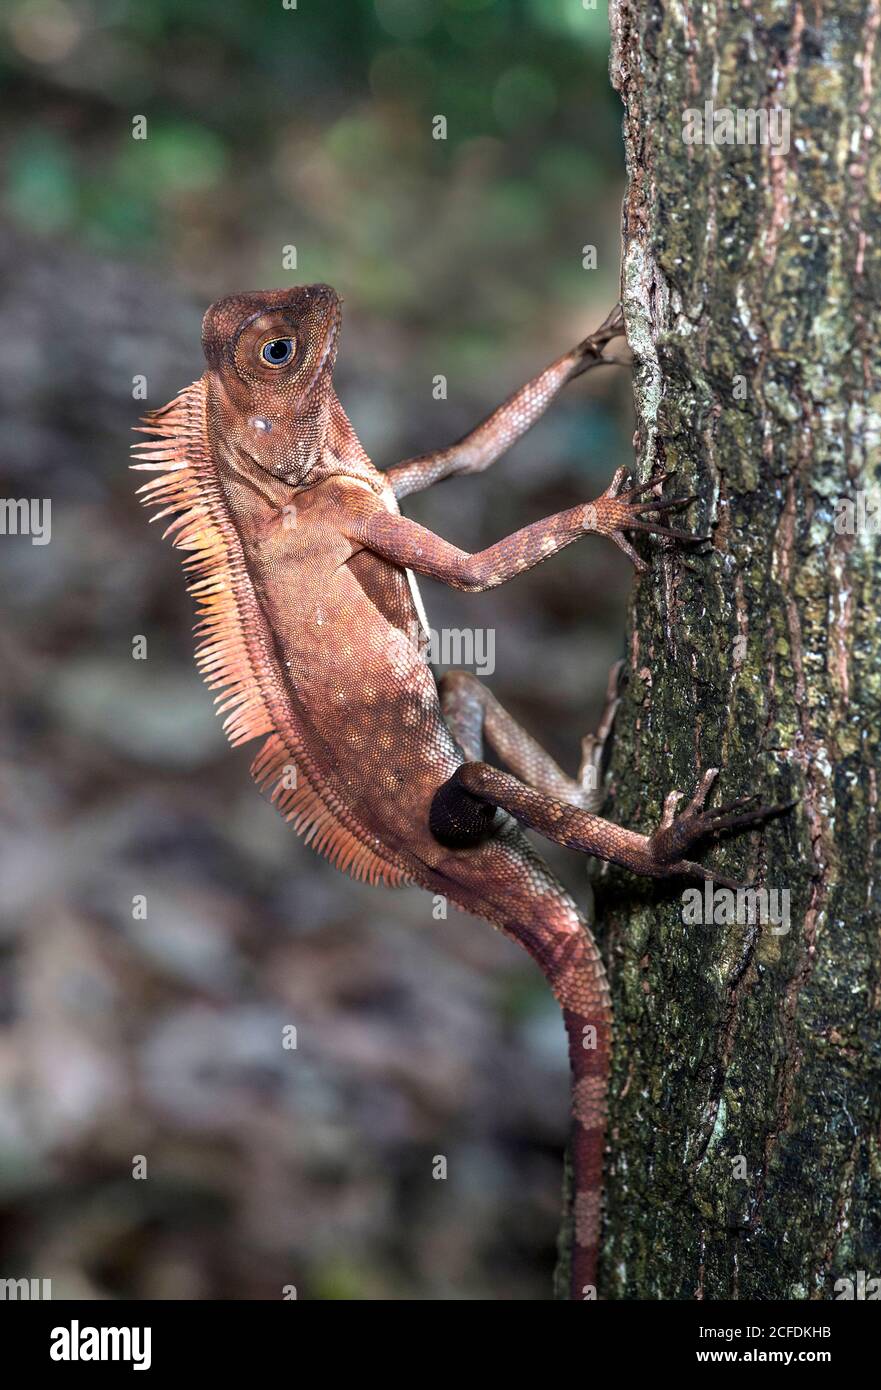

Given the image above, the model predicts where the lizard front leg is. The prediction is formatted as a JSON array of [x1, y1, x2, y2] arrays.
[[384, 305, 625, 499], [349, 468, 698, 587]]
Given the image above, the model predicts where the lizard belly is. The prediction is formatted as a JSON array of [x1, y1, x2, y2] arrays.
[[260, 553, 463, 862]]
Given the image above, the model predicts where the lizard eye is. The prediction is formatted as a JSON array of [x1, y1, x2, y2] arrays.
[[260, 337, 296, 367]]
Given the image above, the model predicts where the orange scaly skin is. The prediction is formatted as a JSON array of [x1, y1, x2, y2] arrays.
[[133, 285, 785, 1299]]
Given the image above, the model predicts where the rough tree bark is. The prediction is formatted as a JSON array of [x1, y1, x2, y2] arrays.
[[560, 0, 880, 1299]]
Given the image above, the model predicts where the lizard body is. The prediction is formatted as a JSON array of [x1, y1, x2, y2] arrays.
[[133, 285, 784, 1298]]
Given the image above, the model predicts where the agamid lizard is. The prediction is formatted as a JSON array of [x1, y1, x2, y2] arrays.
[[132, 284, 787, 1299]]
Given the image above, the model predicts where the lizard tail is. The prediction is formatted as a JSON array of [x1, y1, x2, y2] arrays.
[[444, 843, 612, 1300], [563, 1004, 611, 1299], [508, 889, 612, 1299], [515, 891, 612, 1300]]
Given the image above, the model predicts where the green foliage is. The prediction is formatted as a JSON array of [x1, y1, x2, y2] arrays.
[[2, 0, 623, 352]]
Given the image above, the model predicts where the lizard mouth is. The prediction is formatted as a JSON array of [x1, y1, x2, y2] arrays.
[[303, 298, 341, 398]]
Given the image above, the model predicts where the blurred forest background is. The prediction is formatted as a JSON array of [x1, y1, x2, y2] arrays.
[[0, 0, 635, 1299]]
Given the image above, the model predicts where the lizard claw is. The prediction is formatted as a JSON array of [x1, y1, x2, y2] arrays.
[[588, 470, 707, 568], [630, 492, 699, 514], [609, 531, 648, 571], [569, 304, 627, 378], [648, 770, 796, 875], [617, 470, 677, 501]]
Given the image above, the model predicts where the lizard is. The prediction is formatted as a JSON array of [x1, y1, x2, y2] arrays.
[[132, 283, 787, 1300]]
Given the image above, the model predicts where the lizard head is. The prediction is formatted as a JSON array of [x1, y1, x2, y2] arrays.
[[201, 284, 342, 484]]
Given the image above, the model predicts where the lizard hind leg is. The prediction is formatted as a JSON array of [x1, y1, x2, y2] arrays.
[[438, 661, 622, 813]]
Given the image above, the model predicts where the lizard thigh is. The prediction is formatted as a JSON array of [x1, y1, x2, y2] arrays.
[[437, 669, 601, 806]]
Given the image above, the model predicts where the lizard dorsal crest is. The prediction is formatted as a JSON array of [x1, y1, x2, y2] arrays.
[[132, 377, 411, 888]]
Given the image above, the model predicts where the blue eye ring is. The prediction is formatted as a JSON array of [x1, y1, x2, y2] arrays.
[[261, 337, 295, 367]]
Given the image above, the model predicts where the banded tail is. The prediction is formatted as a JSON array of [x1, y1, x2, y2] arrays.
[[446, 851, 612, 1300], [563, 1003, 611, 1298]]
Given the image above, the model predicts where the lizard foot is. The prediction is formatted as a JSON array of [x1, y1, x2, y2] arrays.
[[570, 303, 627, 377], [577, 659, 624, 809], [586, 468, 706, 572], [648, 768, 795, 889]]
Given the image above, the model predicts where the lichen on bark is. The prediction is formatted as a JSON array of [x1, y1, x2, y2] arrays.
[[566, 0, 881, 1299]]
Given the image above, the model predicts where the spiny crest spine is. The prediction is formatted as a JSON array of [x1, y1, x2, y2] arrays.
[[131, 382, 410, 888]]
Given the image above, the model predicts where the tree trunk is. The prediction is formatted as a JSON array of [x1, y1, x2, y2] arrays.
[[569, 0, 881, 1299]]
